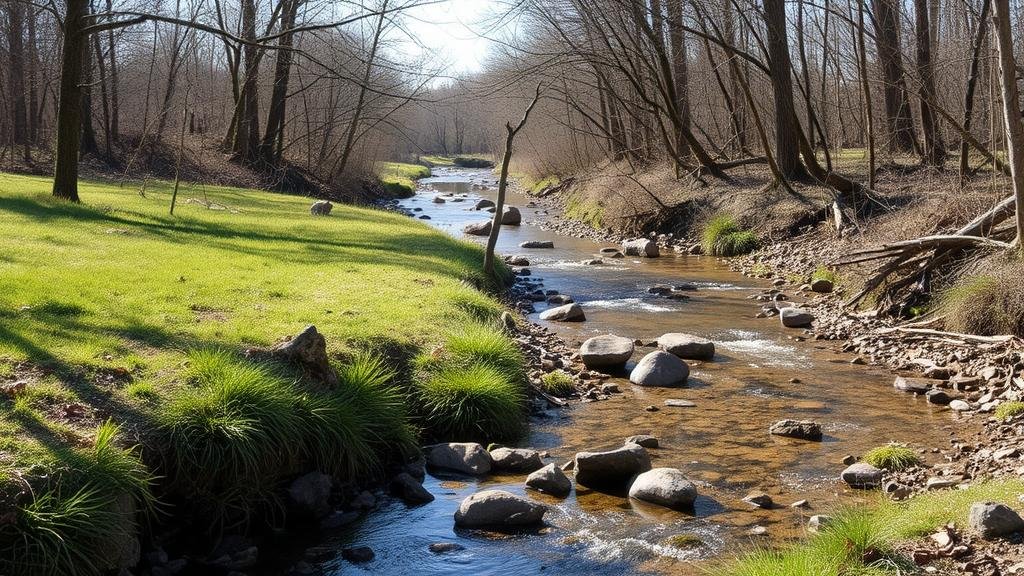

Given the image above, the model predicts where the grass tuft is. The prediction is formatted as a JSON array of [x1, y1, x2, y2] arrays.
[[564, 194, 604, 228], [995, 401, 1024, 421], [941, 263, 1024, 336], [540, 370, 575, 396], [444, 323, 526, 383], [862, 444, 922, 472], [417, 363, 525, 443], [701, 215, 758, 256], [811, 265, 840, 285], [376, 161, 431, 197]]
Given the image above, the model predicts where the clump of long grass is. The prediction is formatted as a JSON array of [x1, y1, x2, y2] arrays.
[[540, 370, 575, 397], [941, 262, 1024, 336], [445, 323, 525, 383], [417, 363, 525, 442], [995, 401, 1024, 421], [862, 444, 922, 472], [701, 215, 758, 256]]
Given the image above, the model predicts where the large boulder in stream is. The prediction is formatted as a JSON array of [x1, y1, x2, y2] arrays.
[[580, 335, 634, 368], [622, 238, 660, 258], [464, 221, 492, 236], [769, 419, 822, 441], [574, 443, 651, 488], [540, 303, 586, 322], [426, 443, 492, 476], [841, 463, 883, 488], [779, 307, 815, 328], [454, 490, 547, 528], [501, 207, 522, 225], [629, 351, 689, 387], [474, 198, 495, 210], [525, 464, 572, 497], [657, 333, 715, 361], [489, 447, 544, 473], [628, 468, 698, 509]]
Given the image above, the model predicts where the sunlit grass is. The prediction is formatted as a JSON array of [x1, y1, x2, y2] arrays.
[[416, 363, 526, 443], [701, 214, 758, 256], [375, 161, 430, 197], [862, 444, 921, 472]]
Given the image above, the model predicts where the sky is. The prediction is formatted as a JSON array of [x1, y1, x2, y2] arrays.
[[398, 0, 502, 76]]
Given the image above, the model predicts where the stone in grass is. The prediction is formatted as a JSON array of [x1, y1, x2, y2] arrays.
[[769, 419, 823, 441], [629, 351, 689, 387], [841, 463, 883, 489], [628, 468, 698, 509], [489, 447, 544, 473], [310, 200, 333, 215], [657, 333, 715, 361], [810, 279, 833, 293], [574, 443, 652, 489], [540, 303, 586, 322], [453, 490, 547, 528], [426, 443, 492, 476], [968, 502, 1024, 539], [808, 515, 833, 532], [579, 335, 634, 368], [525, 464, 572, 497]]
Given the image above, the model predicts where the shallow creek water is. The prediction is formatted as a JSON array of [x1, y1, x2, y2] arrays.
[[320, 167, 958, 575]]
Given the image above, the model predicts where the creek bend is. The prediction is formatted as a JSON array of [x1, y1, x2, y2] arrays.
[[322, 167, 954, 575]]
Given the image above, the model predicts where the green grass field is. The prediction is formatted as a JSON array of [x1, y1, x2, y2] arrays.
[[375, 161, 431, 197], [0, 172, 517, 572]]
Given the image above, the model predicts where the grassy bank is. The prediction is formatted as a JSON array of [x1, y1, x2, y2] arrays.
[[720, 480, 1024, 575], [0, 172, 519, 572], [375, 161, 431, 197]]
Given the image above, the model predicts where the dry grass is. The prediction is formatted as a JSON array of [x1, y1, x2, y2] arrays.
[[940, 257, 1024, 336]]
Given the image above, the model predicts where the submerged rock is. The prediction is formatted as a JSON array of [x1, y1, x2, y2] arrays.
[[474, 198, 495, 210], [769, 419, 823, 441], [426, 443, 492, 476], [539, 303, 586, 322], [742, 491, 774, 509], [519, 240, 554, 249], [341, 546, 374, 563], [657, 333, 715, 361], [501, 206, 522, 225], [490, 447, 544, 473], [390, 472, 434, 505], [525, 464, 572, 497], [464, 221, 492, 236], [453, 490, 547, 528], [628, 468, 697, 509], [574, 443, 651, 488], [622, 238, 660, 258], [580, 335, 634, 368], [629, 351, 689, 387]]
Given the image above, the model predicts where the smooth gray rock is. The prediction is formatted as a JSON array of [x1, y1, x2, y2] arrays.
[[779, 307, 815, 328], [743, 491, 773, 509], [546, 294, 574, 305], [426, 443, 492, 476], [949, 399, 972, 411], [769, 419, 823, 441], [501, 206, 521, 225], [463, 221, 492, 236], [453, 490, 547, 528], [657, 333, 715, 361], [525, 464, 572, 497], [968, 502, 1024, 539], [519, 240, 554, 249], [574, 443, 651, 488], [540, 303, 585, 322], [310, 200, 333, 216], [841, 463, 883, 488], [623, 238, 660, 258], [893, 376, 937, 394], [625, 435, 659, 448], [474, 199, 495, 210], [628, 468, 698, 509], [580, 335, 634, 368], [629, 351, 689, 387], [490, 447, 544, 473], [287, 472, 333, 518], [432, 196, 446, 204]]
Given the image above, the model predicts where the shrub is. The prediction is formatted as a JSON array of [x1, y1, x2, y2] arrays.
[[811, 265, 839, 285], [453, 157, 494, 168], [941, 264, 1024, 336], [417, 363, 525, 442], [157, 350, 306, 528], [701, 215, 758, 256], [995, 401, 1024, 421], [862, 444, 921, 472], [445, 323, 525, 384], [540, 370, 575, 396]]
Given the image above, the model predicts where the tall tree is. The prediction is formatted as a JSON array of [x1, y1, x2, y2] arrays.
[[991, 0, 1024, 245], [6, 0, 29, 159], [870, 0, 918, 153], [665, 0, 692, 158], [763, 0, 805, 179], [913, 0, 944, 165]]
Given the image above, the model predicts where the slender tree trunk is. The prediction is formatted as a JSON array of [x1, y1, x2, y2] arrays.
[[79, 27, 99, 158], [26, 6, 39, 144], [93, 35, 112, 157], [666, 0, 692, 158], [990, 0, 1024, 246], [232, 0, 260, 163], [871, 0, 918, 153], [960, 0, 991, 180], [52, 0, 89, 201], [914, 0, 945, 165], [6, 0, 28, 156], [334, 0, 387, 177], [105, 0, 118, 143], [857, 0, 876, 189], [260, 0, 301, 164]]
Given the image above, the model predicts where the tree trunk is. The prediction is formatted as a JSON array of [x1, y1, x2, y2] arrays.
[[52, 0, 89, 201], [232, 0, 261, 164], [990, 0, 1024, 245], [26, 6, 39, 144], [871, 0, 918, 153], [79, 29, 99, 158], [960, 0, 991, 180], [914, 0, 945, 165], [857, 0, 876, 188], [6, 0, 28, 157], [335, 0, 387, 177], [260, 0, 300, 164], [105, 0, 118, 143], [763, 0, 805, 179], [665, 0, 692, 158]]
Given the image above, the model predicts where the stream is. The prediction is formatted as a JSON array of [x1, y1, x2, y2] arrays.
[[320, 167, 956, 575]]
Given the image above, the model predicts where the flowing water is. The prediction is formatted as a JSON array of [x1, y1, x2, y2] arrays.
[[319, 167, 958, 575]]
